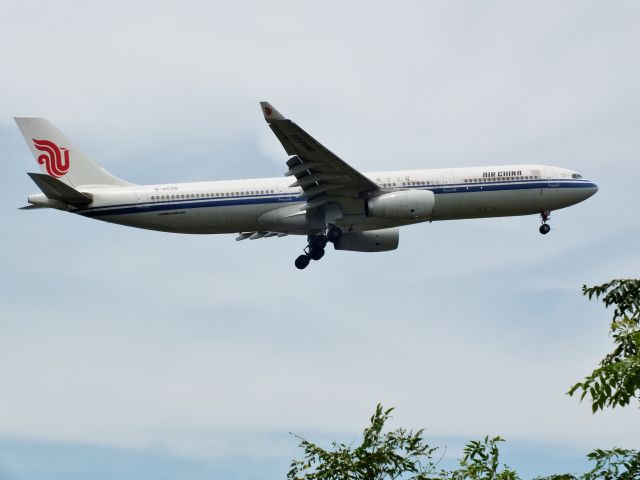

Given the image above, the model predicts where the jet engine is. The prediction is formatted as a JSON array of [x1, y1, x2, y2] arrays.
[[366, 190, 435, 220], [334, 228, 399, 252]]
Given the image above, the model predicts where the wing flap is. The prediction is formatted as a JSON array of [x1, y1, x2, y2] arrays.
[[235, 231, 289, 241]]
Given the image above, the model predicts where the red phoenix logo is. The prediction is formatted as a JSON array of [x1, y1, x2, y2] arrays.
[[32, 139, 70, 178], [264, 106, 273, 116]]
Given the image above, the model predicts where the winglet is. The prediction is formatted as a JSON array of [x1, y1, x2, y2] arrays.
[[260, 102, 286, 122]]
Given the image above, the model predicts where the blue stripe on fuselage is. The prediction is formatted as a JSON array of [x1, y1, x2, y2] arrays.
[[75, 179, 597, 218]]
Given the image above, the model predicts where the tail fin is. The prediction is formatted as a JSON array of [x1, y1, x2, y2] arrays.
[[14, 117, 132, 187]]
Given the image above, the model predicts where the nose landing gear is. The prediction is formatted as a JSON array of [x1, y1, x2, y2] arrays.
[[539, 211, 551, 235], [294, 227, 343, 269]]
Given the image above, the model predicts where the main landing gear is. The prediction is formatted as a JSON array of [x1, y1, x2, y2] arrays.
[[539, 211, 551, 235], [295, 226, 342, 270]]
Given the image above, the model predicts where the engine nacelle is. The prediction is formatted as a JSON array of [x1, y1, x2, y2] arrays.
[[367, 190, 435, 220], [334, 228, 399, 252]]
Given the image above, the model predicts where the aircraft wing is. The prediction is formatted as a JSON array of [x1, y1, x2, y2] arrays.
[[260, 102, 379, 211]]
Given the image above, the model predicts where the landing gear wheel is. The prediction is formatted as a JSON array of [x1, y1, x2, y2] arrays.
[[539, 224, 551, 235], [310, 234, 328, 250], [295, 255, 310, 269], [308, 248, 325, 261], [326, 226, 342, 243]]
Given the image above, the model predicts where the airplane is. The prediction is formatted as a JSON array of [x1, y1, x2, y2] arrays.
[[16, 102, 598, 269]]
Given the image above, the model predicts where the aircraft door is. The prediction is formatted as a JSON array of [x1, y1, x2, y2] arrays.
[[440, 174, 460, 217], [276, 182, 288, 202], [443, 174, 457, 193], [540, 169, 559, 209], [135, 191, 148, 207]]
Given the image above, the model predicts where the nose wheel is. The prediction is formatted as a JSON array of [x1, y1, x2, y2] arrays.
[[294, 227, 342, 269], [539, 211, 551, 235]]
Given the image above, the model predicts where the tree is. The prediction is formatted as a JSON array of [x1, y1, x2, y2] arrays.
[[288, 280, 640, 479], [287, 405, 519, 480], [287, 404, 439, 480], [536, 448, 640, 480], [288, 404, 639, 480], [443, 436, 519, 480], [568, 279, 640, 412]]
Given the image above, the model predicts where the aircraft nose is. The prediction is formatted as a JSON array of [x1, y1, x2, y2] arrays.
[[585, 181, 598, 199]]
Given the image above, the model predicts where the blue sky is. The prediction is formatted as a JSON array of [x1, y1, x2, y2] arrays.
[[1, 1, 639, 478]]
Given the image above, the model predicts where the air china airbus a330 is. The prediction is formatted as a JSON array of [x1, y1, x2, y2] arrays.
[[16, 102, 598, 269]]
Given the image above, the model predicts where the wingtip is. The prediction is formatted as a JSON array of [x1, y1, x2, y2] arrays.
[[260, 101, 286, 121]]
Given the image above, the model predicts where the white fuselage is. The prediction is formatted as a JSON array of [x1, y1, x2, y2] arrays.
[[61, 164, 597, 235]]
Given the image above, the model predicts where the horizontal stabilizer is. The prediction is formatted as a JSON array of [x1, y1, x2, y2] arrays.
[[27, 172, 93, 205], [19, 204, 46, 210]]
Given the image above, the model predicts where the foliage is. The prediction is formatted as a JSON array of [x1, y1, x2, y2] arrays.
[[288, 405, 519, 480], [568, 279, 640, 412], [536, 448, 640, 480], [288, 404, 639, 480], [442, 436, 520, 480], [582, 448, 640, 480], [287, 404, 439, 480]]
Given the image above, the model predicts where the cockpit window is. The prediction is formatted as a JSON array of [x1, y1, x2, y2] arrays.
[[572, 173, 582, 179]]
